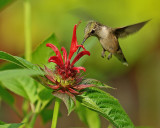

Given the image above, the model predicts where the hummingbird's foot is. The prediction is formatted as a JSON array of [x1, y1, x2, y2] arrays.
[[101, 51, 106, 58], [101, 49, 106, 58], [107, 53, 112, 60]]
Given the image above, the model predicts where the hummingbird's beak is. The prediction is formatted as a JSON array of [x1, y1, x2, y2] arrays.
[[77, 38, 86, 54]]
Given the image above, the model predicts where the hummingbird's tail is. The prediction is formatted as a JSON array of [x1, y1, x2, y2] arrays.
[[114, 48, 128, 66]]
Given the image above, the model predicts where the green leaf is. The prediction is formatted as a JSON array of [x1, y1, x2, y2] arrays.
[[53, 92, 75, 115], [0, 69, 43, 81], [32, 34, 60, 65], [76, 101, 101, 128], [40, 109, 53, 124], [1, 76, 38, 103], [38, 88, 54, 101], [0, 51, 42, 72], [0, 85, 14, 106], [77, 87, 134, 128], [81, 78, 114, 89], [0, 123, 23, 128], [0, 121, 5, 125], [0, 63, 20, 71], [0, 51, 23, 67], [136, 126, 153, 128], [0, 0, 15, 11]]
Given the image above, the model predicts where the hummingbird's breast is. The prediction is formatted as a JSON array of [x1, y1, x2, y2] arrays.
[[98, 26, 119, 53]]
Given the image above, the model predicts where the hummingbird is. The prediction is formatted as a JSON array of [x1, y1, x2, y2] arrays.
[[77, 20, 150, 66]]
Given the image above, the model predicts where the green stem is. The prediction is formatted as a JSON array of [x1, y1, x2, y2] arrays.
[[12, 106, 23, 119], [29, 113, 38, 128], [51, 99, 60, 128], [24, 0, 32, 61]]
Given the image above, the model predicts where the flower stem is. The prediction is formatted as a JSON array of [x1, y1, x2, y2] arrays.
[[29, 113, 38, 128], [51, 99, 60, 128], [24, 0, 32, 61]]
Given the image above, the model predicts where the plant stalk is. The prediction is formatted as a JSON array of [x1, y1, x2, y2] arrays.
[[24, 0, 32, 62], [51, 99, 60, 128], [29, 113, 38, 128]]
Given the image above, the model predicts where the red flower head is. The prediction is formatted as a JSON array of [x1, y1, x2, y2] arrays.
[[41, 24, 93, 102]]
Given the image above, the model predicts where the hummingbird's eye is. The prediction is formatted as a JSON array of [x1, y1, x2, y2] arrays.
[[91, 29, 95, 34]]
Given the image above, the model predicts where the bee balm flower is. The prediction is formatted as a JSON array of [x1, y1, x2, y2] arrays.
[[41, 24, 93, 102]]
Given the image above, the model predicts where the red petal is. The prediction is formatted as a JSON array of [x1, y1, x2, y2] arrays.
[[73, 84, 94, 90], [71, 51, 90, 66], [72, 67, 86, 73], [46, 43, 63, 64], [68, 88, 80, 94], [45, 75, 55, 83], [44, 66, 54, 76], [61, 47, 67, 64], [77, 45, 86, 51], [57, 90, 65, 93], [47, 84, 60, 90], [48, 56, 63, 67], [68, 25, 78, 60]]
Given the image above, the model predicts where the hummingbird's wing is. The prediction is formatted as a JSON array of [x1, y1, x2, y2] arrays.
[[113, 20, 150, 38]]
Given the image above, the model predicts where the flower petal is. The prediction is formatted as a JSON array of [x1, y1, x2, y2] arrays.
[[47, 84, 60, 90], [72, 67, 86, 73], [46, 43, 63, 64], [68, 25, 78, 60], [68, 88, 80, 94], [71, 51, 90, 66], [61, 47, 67, 64], [48, 56, 63, 67], [73, 84, 94, 90]]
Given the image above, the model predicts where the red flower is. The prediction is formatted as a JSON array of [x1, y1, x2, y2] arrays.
[[41, 24, 93, 102]]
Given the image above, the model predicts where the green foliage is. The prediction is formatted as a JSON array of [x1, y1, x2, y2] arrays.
[[0, 0, 14, 11], [0, 121, 5, 125], [77, 87, 134, 128], [53, 92, 75, 115], [0, 123, 23, 128], [1, 76, 38, 103], [81, 78, 114, 89], [40, 109, 53, 124], [0, 85, 14, 106], [0, 69, 43, 81], [38, 87, 54, 101], [76, 101, 101, 128], [0, 51, 23, 67], [0, 51, 42, 72], [37, 87, 55, 111], [32, 34, 60, 65]]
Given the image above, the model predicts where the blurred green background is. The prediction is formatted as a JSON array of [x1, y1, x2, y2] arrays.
[[0, 0, 160, 127]]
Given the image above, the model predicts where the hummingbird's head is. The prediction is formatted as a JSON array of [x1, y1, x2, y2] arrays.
[[84, 21, 99, 39], [77, 21, 102, 54], [81, 21, 101, 45]]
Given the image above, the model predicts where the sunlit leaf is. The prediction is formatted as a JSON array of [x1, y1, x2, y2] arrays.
[[76, 101, 101, 128], [77, 87, 134, 128], [0, 51, 42, 73], [0, 123, 23, 128], [0, 51, 23, 67], [1, 76, 38, 103], [0, 69, 43, 81], [32, 34, 60, 66]]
